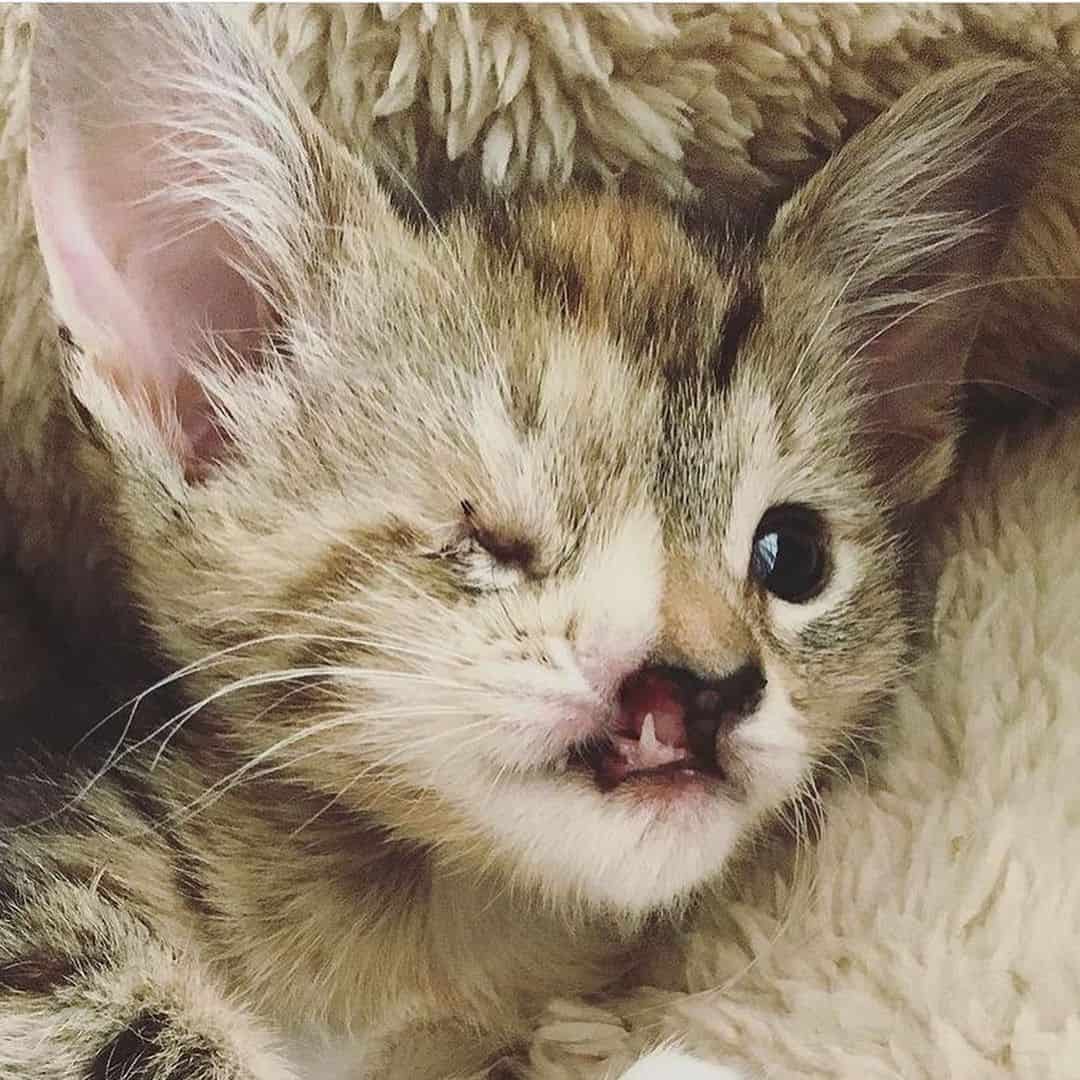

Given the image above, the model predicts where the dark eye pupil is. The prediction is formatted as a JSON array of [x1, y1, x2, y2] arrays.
[[750, 505, 828, 604]]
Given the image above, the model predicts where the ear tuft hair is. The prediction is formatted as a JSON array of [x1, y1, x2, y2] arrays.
[[29, 4, 330, 475]]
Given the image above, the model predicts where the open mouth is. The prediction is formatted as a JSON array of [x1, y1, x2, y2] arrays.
[[575, 708, 700, 790], [562, 666, 761, 792]]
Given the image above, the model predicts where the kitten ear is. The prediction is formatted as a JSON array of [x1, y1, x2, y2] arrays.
[[765, 61, 1076, 503], [29, 5, 340, 475]]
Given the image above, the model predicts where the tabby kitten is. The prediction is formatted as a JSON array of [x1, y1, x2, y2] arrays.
[[4, 5, 1072, 1078]]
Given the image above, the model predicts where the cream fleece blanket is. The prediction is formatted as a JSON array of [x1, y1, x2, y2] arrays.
[[526, 415, 1080, 1079], [2, 5, 1079, 1078]]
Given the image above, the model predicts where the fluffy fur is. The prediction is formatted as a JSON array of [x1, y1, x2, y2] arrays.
[[3, 6, 1080, 1080]]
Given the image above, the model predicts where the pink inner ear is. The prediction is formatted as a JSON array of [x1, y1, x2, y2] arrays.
[[30, 111, 272, 472], [32, 117, 161, 384]]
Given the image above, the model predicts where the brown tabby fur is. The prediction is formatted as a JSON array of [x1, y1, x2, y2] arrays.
[[2, 6, 1078, 1079]]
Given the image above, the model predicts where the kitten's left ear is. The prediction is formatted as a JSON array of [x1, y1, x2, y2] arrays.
[[763, 60, 1078, 504], [28, 5, 388, 476]]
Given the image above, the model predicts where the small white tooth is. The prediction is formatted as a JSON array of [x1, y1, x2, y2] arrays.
[[640, 714, 659, 753]]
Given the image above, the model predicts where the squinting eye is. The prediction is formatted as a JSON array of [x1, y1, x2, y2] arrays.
[[439, 536, 521, 594], [749, 504, 830, 604]]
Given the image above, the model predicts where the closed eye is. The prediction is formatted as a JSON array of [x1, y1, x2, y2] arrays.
[[470, 528, 534, 570], [461, 501, 532, 562], [429, 501, 536, 594], [443, 535, 525, 594]]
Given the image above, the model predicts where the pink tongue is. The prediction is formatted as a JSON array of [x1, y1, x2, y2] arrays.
[[618, 670, 688, 748]]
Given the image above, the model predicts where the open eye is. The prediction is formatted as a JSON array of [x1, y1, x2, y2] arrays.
[[749, 504, 830, 603]]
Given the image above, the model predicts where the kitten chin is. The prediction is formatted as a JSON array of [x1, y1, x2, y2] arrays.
[[15, 4, 1079, 1075]]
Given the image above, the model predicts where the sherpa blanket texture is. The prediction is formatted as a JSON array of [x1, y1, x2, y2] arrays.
[[2, 5, 1080, 1078]]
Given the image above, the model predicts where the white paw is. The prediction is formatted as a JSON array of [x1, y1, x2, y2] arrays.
[[616, 1046, 747, 1080]]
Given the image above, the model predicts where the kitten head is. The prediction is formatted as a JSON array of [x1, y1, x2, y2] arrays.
[[29, 6, 1071, 914]]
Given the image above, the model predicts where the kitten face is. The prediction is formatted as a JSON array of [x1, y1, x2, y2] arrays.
[[308, 195, 911, 911], [29, 8, 1071, 913], [201, 195, 909, 912]]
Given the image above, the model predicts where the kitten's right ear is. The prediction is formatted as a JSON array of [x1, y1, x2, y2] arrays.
[[28, 5, 392, 478], [763, 61, 1077, 505]]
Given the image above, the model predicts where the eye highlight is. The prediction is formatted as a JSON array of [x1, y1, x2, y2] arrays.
[[749, 504, 830, 604]]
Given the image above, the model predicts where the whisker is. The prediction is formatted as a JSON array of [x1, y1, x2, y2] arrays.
[[208, 605, 477, 665]]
